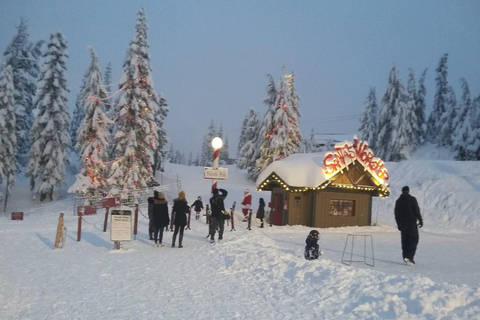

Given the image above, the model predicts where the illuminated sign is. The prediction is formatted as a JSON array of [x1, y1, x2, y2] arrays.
[[323, 136, 389, 184]]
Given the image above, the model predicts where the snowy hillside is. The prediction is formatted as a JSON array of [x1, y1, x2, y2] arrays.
[[1, 151, 480, 319]]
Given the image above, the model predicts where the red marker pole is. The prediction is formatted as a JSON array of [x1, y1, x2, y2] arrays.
[[170, 211, 175, 232]]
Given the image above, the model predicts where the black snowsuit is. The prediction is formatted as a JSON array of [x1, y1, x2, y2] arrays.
[[172, 198, 189, 247], [304, 235, 320, 260], [256, 199, 265, 228], [191, 199, 204, 219], [394, 193, 423, 262], [209, 189, 228, 241], [148, 197, 169, 244]]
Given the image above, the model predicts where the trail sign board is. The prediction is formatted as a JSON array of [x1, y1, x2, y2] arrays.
[[77, 205, 97, 216], [11, 212, 24, 220], [204, 167, 228, 180], [110, 210, 132, 241], [102, 197, 121, 208]]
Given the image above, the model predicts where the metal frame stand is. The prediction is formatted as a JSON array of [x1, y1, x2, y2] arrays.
[[341, 234, 375, 267]]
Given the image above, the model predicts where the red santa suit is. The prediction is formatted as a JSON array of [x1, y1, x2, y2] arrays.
[[241, 189, 252, 220]]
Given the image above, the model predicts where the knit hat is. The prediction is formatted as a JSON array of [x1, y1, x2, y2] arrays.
[[402, 186, 410, 193], [153, 190, 159, 196], [179, 190, 186, 199], [158, 192, 165, 200], [244, 189, 249, 193]]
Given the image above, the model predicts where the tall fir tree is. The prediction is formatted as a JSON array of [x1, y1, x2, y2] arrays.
[[377, 64, 404, 161], [358, 87, 379, 151], [218, 125, 229, 162], [109, 8, 159, 195], [427, 53, 449, 143], [0, 64, 17, 206], [103, 62, 113, 115], [26, 32, 70, 202], [236, 112, 249, 162], [3, 17, 43, 166], [303, 128, 318, 153], [200, 120, 216, 166], [452, 79, 476, 159], [438, 85, 457, 147], [70, 65, 87, 153], [237, 108, 260, 169], [415, 69, 428, 141], [69, 47, 110, 196], [153, 94, 169, 172]]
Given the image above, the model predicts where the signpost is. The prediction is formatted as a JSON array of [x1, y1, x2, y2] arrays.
[[11, 212, 24, 220], [110, 209, 132, 249], [204, 167, 228, 180], [77, 205, 97, 216]]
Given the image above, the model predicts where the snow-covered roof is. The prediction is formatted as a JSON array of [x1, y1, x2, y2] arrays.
[[256, 153, 329, 188]]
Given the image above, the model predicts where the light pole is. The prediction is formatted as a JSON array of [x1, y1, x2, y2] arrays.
[[211, 137, 223, 192]]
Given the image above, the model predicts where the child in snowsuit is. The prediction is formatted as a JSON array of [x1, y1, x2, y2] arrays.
[[191, 196, 204, 220], [304, 230, 323, 260]]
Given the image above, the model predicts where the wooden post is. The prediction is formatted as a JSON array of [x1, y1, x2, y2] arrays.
[[54, 213, 64, 249], [77, 210, 82, 242], [103, 207, 109, 232], [133, 204, 138, 239]]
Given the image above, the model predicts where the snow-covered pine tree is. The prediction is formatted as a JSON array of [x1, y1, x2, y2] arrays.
[[284, 70, 302, 152], [153, 94, 168, 172], [3, 18, 43, 166], [452, 79, 476, 160], [70, 68, 87, 154], [187, 151, 193, 166], [427, 54, 449, 143], [25, 32, 70, 202], [469, 95, 480, 160], [415, 69, 427, 141], [390, 87, 420, 161], [103, 62, 113, 115], [0, 64, 17, 205], [218, 125, 229, 162], [236, 112, 249, 163], [200, 120, 216, 166], [377, 64, 404, 161], [237, 108, 260, 169], [250, 74, 277, 180], [109, 8, 159, 196], [303, 128, 318, 153], [69, 47, 111, 197], [358, 87, 379, 152], [438, 86, 457, 147]]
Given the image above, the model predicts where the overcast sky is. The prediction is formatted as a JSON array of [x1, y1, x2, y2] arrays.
[[1, 0, 479, 157]]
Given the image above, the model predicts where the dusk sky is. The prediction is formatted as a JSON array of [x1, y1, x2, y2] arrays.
[[1, 0, 479, 157]]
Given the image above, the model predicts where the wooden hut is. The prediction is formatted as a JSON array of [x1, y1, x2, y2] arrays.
[[255, 137, 390, 228]]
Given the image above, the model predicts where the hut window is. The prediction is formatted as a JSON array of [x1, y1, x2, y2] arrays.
[[329, 199, 355, 216], [294, 196, 301, 207]]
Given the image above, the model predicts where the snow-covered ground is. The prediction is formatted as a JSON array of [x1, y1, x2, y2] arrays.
[[1, 145, 480, 319]]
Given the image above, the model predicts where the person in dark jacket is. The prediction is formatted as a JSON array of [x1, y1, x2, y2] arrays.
[[171, 190, 189, 248], [191, 196, 204, 220], [209, 188, 228, 243], [148, 191, 169, 247], [394, 186, 423, 266], [256, 198, 265, 228], [304, 230, 323, 260], [147, 190, 158, 240]]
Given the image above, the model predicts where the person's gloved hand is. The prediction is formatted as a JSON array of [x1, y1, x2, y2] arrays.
[[418, 222, 423, 228]]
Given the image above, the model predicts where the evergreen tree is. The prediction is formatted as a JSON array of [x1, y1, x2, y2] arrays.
[[153, 94, 168, 172], [109, 8, 159, 195], [3, 18, 43, 166], [237, 108, 260, 169], [0, 64, 17, 205], [303, 128, 318, 153], [469, 96, 480, 160], [452, 79, 475, 159], [69, 47, 110, 196], [70, 67, 87, 153], [427, 54, 449, 143], [390, 87, 420, 161], [438, 85, 457, 147], [236, 112, 249, 161], [218, 125, 229, 162], [254, 68, 301, 178], [26, 32, 70, 202], [200, 120, 216, 166], [415, 69, 427, 141], [103, 62, 113, 114], [377, 64, 404, 161], [358, 87, 379, 151], [187, 151, 193, 166]]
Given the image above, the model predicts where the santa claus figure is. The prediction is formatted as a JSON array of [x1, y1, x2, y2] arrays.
[[241, 189, 252, 222]]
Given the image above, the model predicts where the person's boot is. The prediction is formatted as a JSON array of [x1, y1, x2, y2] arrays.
[[172, 234, 177, 248], [179, 235, 183, 248]]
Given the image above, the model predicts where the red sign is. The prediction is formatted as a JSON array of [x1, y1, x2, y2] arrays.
[[323, 136, 389, 183], [102, 197, 121, 208], [77, 205, 97, 216], [11, 212, 24, 220]]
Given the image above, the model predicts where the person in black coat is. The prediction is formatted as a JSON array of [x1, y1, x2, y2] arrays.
[[148, 191, 169, 247], [304, 230, 323, 260], [394, 186, 423, 266], [256, 198, 265, 228], [209, 188, 228, 243], [171, 190, 189, 248], [191, 196, 204, 220]]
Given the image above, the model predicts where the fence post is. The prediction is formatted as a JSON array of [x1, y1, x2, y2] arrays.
[[270, 208, 274, 227], [77, 211, 82, 242], [103, 207, 109, 232], [134, 204, 138, 239], [170, 211, 175, 231], [54, 213, 65, 249], [186, 207, 191, 230], [230, 201, 236, 231], [247, 209, 252, 230]]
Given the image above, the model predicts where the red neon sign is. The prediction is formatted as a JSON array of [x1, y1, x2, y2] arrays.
[[323, 136, 389, 182]]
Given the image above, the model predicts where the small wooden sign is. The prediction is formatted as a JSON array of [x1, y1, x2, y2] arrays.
[[110, 210, 132, 242], [204, 167, 228, 180], [77, 205, 97, 216], [102, 197, 121, 208], [11, 212, 24, 220]]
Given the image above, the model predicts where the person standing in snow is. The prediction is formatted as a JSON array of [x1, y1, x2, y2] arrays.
[[241, 189, 252, 222], [171, 190, 189, 248], [147, 190, 157, 240], [148, 191, 169, 247], [304, 230, 323, 260], [209, 188, 228, 243], [394, 186, 423, 266], [256, 198, 265, 228], [191, 196, 204, 220]]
